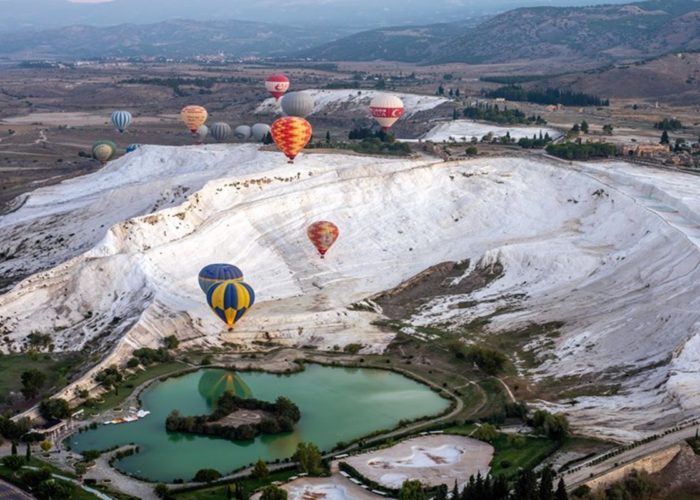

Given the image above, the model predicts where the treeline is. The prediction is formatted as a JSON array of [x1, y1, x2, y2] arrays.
[[120, 76, 253, 96], [485, 86, 609, 107], [463, 104, 546, 125], [165, 392, 300, 441], [654, 118, 683, 131], [546, 142, 617, 160], [480, 74, 552, 84], [518, 132, 554, 149], [307, 128, 411, 156]]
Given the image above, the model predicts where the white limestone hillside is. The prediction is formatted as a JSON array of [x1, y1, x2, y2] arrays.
[[420, 119, 562, 142], [0, 144, 699, 440]]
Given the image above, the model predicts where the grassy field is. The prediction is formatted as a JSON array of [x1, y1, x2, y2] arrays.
[[171, 468, 299, 499], [489, 433, 561, 479]]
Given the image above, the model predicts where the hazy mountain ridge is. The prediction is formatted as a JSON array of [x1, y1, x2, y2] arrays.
[[304, 0, 700, 65]]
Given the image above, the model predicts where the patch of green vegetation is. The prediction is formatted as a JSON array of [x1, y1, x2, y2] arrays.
[[557, 383, 620, 399], [371, 319, 409, 333], [687, 433, 700, 455], [0, 458, 97, 500], [171, 468, 299, 499], [473, 378, 510, 419], [442, 422, 478, 436], [489, 433, 562, 479]]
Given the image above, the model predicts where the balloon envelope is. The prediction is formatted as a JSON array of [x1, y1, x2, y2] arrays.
[[195, 125, 209, 143], [206, 280, 255, 331], [281, 91, 314, 118], [307, 221, 339, 258], [111, 111, 132, 133], [251, 123, 271, 142], [197, 370, 253, 406], [92, 140, 117, 164], [370, 94, 404, 131], [198, 264, 244, 294], [180, 105, 208, 133], [210, 122, 232, 143], [265, 74, 290, 101], [271, 117, 312, 162], [234, 125, 252, 140]]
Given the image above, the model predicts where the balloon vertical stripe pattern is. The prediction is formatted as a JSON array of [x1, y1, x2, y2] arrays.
[[271, 117, 312, 162], [111, 111, 132, 133], [206, 280, 255, 331]]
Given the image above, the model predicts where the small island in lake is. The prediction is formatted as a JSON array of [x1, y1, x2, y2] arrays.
[[165, 391, 301, 440]]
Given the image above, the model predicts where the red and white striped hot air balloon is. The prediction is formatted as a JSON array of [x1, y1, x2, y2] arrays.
[[369, 94, 404, 131], [265, 74, 290, 101]]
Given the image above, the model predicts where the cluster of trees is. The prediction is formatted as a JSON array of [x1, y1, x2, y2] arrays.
[[450, 341, 508, 375], [436, 85, 462, 97], [570, 121, 589, 134], [165, 393, 300, 441], [348, 127, 393, 141], [292, 442, 324, 475], [396, 468, 568, 500], [20, 369, 47, 400], [518, 132, 554, 149], [654, 118, 682, 131], [531, 409, 570, 440], [95, 365, 123, 393], [128, 347, 172, 368], [572, 469, 656, 499], [1, 463, 77, 500], [485, 86, 609, 107], [463, 104, 547, 125], [38, 398, 71, 420], [546, 142, 617, 160]]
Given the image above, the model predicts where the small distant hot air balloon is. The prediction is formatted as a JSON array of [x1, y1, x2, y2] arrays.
[[210, 122, 232, 143], [251, 123, 271, 142], [281, 91, 314, 118], [125, 144, 141, 153], [265, 74, 290, 101], [206, 280, 255, 332], [370, 94, 404, 131], [307, 221, 339, 258], [111, 111, 132, 133], [271, 117, 312, 163], [234, 125, 252, 140], [180, 105, 208, 134], [195, 125, 209, 144], [92, 140, 117, 165], [198, 264, 244, 294]]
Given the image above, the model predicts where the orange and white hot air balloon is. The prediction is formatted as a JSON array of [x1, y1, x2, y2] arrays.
[[265, 74, 290, 101], [180, 105, 208, 134], [369, 94, 404, 131], [271, 116, 312, 163], [307, 221, 339, 259]]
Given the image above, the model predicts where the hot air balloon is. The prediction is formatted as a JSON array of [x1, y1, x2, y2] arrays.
[[281, 91, 314, 118], [210, 122, 232, 143], [271, 117, 312, 163], [92, 140, 117, 165], [234, 125, 252, 140], [251, 123, 271, 142], [265, 74, 290, 101], [206, 280, 255, 331], [126, 144, 141, 153], [195, 125, 209, 144], [307, 221, 339, 258], [180, 105, 208, 134], [111, 111, 132, 133], [198, 370, 252, 406], [370, 94, 404, 131], [198, 264, 244, 294]]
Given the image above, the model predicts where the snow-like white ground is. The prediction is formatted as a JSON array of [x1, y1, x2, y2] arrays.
[[255, 89, 448, 117], [1, 144, 700, 439], [420, 119, 562, 142], [346, 435, 492, 488]]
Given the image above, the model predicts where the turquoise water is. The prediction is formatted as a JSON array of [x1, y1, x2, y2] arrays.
[[66, 365, 449, 482]]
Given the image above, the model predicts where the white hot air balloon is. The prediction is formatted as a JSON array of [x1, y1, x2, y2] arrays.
[[251, 123, 271, 142], [195, 125, 209, 143], [369, 94, 405, 131], [280, 91, 314, 118], [234, 125, 252, 140]]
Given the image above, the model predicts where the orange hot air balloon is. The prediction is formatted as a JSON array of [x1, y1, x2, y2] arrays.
[[271, 117, 312, 163], [307, 221, 339, 259], [180, 105, 208, 134]]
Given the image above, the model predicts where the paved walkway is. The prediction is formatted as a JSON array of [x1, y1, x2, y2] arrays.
[[0, 479, 34, 500]]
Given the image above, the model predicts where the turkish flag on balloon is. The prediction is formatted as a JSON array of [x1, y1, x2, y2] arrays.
[[369, 94, 405, 130]]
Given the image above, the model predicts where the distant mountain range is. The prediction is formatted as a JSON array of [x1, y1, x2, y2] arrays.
[[303, 0, 700, 65]]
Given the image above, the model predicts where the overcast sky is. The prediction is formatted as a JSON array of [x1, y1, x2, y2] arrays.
[[0, 0, 634, 31]]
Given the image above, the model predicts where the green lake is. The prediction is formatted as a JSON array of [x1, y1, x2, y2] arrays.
[[66, 365, 450, 482]]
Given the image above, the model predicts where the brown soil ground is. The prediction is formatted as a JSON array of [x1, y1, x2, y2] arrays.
[[651, 443, 700, 500]]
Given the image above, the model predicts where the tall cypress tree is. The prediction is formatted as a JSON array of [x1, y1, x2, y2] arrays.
[[554, 478, 568, 500], [539, 467, 554, 500]]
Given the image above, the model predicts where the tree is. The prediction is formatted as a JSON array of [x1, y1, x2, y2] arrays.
[[455, 88, 461, 97], [251, 458, 269, 479], [437, 85, 445, 96], [325, 130, 331, 143], [660, 130, 670, 144], [40, 440, 53, 452], [398, 479, 426, 500], [602, 124, 614, 135], [260, 485, 288, 500], [25, 442, 31, 461], [473, 423, 499, 443], [555, 478, 568, 500], [539, 466, 554, 500], [453, 108, 459, 120], [39, 398, 71, 420], [21, 369, 46, 400], [74, 462, 87, 477], [571, 123, 580, 133], [580, 120, 589, 133], [513, 469, 538, 500], [193, 468, 221, 483], [154, 483, 169, 499], [163, 335, 179, 350], [2, 455, 25, 471], [11, 441, 17, 455], [465, 146, 478, 155], [293, 442, 323, 475]]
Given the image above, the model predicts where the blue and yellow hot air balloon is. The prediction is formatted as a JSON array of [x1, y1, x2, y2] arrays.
[[206, 280, 255, 331], [198, 264, 243, 294]]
